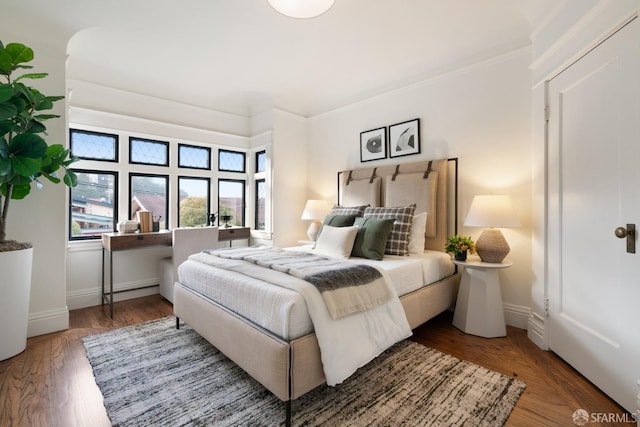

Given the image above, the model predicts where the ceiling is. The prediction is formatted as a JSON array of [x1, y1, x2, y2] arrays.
[[2, 0, 558, 118]]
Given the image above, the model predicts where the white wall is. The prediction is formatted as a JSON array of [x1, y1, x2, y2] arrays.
[[0, 34, 71, 336], [307, 49, 534, 328]]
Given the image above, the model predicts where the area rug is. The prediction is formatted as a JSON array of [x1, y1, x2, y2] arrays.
[[83, 317, 525, 426]]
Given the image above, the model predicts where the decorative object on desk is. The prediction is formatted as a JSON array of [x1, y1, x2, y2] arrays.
[[116, 220, 139, 234], [267, 0, 335, 19], [445, 234, 476, 261], [464, 195, 520, 263], [0, 40, 78, 361], [83, 317, 525, 426], [136, 210, 153, 233], [221, 214, 233, 228], [360, 127, 387, 162], [389, 118, 420, 158], [208, 212, 217, 227], [301, 199, 330, 241]]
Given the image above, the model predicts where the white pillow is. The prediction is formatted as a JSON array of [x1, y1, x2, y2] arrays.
[[313, 225, 358, 259], [408, 212, 428, 254]]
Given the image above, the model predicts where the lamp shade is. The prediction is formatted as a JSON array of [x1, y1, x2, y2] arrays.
[[464, 195, 520, 263], [463, 195, 520, 228], [301, 199, 329, 220], [267, 0, 336, 19]]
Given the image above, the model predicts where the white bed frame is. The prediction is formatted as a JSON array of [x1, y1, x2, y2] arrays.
[[174, 158, 460, 425]]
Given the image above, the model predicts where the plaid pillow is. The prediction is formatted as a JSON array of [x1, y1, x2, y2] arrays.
[[363, 204, 416, 255], [329, 205, 368, 217]]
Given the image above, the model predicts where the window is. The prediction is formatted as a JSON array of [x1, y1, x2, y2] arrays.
[[70, 129, 118, 162], [130, 173, 169, 229], [218, 179, 245, 227], [178, 177, 210, 227], [219, 149, 245, 173], [129, 137, 169, 166], [69, 170, 118, 240], [255, 179, 265, 230], [178, 144, 211, 170], [256, 150, 266, 173]]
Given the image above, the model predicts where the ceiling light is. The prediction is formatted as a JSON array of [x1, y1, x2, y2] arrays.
[[267, 0, 336, 19]]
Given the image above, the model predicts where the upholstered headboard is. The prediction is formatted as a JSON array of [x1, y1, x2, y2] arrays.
[[337, 158, 457, 252]]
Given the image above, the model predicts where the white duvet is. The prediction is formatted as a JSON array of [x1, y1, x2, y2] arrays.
[[188, 252, 412, 386]]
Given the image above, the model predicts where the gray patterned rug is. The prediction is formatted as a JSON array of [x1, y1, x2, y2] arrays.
[[83, 317, 525, 426]]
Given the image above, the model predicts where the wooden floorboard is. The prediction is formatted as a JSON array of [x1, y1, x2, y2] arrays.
[[0, 295, 631, 426]]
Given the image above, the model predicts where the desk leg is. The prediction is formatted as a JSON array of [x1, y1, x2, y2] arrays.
[[109, 250, 114, 318], [101, 247, 105, 307]]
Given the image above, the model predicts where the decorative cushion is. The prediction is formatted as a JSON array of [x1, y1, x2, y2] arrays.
[[313, 225, 359, 259], [351, 217, 395, 260], [341, 177, 381, 207], [322, 214, 357, 227], [315, 214, 358, 242], [363, 204, 416, 256], [408, 212, 428, 254], [329, 205, 368, 217]]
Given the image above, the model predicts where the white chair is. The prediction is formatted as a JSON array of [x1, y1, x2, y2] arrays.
[[159, 227, 219, 303]]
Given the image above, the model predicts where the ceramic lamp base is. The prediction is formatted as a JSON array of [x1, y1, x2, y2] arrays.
[[306, 220, 322, 241], [476, 228, 510, 263]]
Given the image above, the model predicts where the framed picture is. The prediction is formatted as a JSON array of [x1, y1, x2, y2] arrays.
[[360, 127, 387, 162], [389, 118, 420, 158]]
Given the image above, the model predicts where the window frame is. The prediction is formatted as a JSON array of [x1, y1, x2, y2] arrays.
[[178, 143, 211, 171], [255, 178, 266, 230], [69, 128, 119, 163], [129, 172, 170, 229], [177, 175, 211, 227], [218, 178, 246, 227], [218, 149, 246, 173], [69, 169, 119, 241], [129, 137, 170, 167]]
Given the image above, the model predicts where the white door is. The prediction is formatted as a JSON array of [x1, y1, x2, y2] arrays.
[[547, 17, 640, 413]]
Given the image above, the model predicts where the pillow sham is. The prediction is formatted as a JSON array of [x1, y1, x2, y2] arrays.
[[313, 225, 359, 259], [329, 204, 368, 217], [351, 217, 395, 260], [363, 204, 416, 256], [408, 212, 428, 254]]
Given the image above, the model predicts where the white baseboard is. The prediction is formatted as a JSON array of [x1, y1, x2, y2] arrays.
[[527, 311, 548, 350], [503, 303, 530, 330], [67, 279, 160, 310], [28, 307, 69, 337]]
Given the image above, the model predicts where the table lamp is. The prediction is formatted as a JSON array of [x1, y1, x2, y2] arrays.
[[463, 195, 520, 263], [301, 200, 329, 241]]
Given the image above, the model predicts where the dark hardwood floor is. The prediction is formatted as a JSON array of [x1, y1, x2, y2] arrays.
[[0, 295, 630, 426]]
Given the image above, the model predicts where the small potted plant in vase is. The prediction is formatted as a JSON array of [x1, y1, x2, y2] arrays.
[[0, 41, 77, 360], [445, 234, 476, 261]]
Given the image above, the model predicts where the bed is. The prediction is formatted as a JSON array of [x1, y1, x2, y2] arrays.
[[173, 158, 460, 425]]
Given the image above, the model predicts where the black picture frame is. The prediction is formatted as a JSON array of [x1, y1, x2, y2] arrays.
[[360, 127, 387, 162], [389, 118, 420, 158]]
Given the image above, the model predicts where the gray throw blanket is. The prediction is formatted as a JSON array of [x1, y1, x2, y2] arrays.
[[205, 246, 393, 320]]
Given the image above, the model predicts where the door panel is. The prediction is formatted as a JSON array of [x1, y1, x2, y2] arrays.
[[547, 17, 640, 413]]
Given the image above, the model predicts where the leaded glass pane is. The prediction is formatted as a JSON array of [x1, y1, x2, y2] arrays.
[[219, 149, 245, 172], [70, 129, 118, 161], [179, 144, 211, 170], [130, 138, 169, 166], [256, 151, 266, 173]]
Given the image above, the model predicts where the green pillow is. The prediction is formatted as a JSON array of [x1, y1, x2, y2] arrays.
[[351, 217, 395, 260], [315, 214, 357, 244]]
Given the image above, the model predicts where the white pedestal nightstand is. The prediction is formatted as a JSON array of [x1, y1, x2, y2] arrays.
[[452, 259, 513, 338]]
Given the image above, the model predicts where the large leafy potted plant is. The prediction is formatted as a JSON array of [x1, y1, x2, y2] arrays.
[[0, 40, 77, 360]]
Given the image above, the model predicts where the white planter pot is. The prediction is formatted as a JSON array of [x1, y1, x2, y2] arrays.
[[0, 247, 33, 361]]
